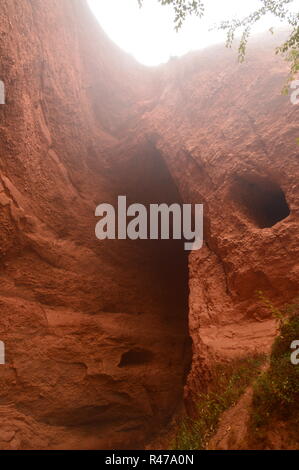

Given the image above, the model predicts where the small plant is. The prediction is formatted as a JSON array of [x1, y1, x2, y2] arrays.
[[172, 355, 266, 450], [256, 290, 285, 327], [250, 309, 299, 448], [256, 290, 299, 328]]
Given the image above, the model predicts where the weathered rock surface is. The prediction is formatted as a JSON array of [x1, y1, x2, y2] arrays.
[[141, 39, 298, 401], [0, 0, 298, 450], [0, 0, 190, 449]]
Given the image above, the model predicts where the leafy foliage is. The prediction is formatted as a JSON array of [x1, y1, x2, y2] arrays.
[[172, 355, 266, 450], [138, 0, 299, 79], [217, 1, 298, 78], [256, 290, 299, 327], [138, 0, 205, 31], [250, 312, 299, 447]]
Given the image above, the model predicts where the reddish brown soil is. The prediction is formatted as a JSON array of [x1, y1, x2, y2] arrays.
[[0, 0, 298, 450]]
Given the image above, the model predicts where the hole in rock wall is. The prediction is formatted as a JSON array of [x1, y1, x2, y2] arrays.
[[231, 176, 290, 228], [118, 348, 154, 367]]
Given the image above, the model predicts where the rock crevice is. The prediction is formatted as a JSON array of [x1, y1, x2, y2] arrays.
[[0, 0, 298, 450]]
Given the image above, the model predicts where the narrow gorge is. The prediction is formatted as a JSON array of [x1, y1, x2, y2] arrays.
[[0, 0, 298, 450]]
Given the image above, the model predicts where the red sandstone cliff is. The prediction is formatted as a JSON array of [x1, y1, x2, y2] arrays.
[[0, 0, 190, 449], [0, 0, 298, 450], [141, 38, 299, 401]]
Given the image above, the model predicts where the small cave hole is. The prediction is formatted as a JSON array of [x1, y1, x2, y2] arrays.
[[118, 348, 154, 368], [231, 176, 290, 228]]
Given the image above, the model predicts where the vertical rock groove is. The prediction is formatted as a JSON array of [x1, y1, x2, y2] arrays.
[[0, 0, 298, 450]]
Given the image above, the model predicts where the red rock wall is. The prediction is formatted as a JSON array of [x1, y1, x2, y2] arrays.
[[141, 39, 299, 400], [0, 0, 298, 450], [0, 0, 190, 449]]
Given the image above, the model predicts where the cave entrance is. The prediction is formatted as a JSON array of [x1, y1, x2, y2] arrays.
[[110, 141, 191, 441], [114, 141, 190, 324], [231, 176, 290, 228]]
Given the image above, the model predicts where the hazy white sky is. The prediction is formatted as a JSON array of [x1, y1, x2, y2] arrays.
[[88, 0, 299, 66]]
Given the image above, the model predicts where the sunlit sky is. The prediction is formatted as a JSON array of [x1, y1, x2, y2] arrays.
[[88, 0, 299, 66]]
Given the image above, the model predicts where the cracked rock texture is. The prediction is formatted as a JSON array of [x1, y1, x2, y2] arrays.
[[0, 0, 298, 450], [0, 0, 190, 449], [141, 41, 299, 401]]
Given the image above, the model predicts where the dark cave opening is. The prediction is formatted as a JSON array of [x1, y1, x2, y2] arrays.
[[231, 176, 290, 228], [118, 348, 154, 368], [104, 141, 192, 444]]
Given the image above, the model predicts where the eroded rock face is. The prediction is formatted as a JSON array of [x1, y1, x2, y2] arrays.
[[0, 0, 298, 450], [0, 0, 190, 449], [141, 40, 299, 401]]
